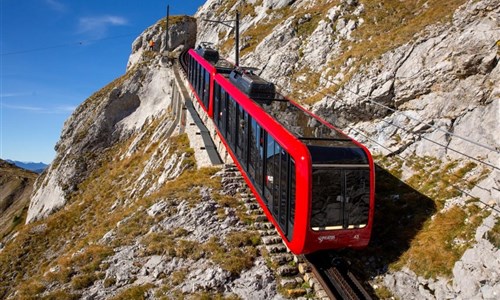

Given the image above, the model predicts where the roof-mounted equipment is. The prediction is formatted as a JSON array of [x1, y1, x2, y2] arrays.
[[195, 42, 219, 63], [229, 68, 276, 100]]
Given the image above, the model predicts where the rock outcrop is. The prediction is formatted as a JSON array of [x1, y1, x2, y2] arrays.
[[26, 17, 198, 224]]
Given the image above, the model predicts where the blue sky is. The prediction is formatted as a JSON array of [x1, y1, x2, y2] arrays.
[[1, 0, 205, 163]]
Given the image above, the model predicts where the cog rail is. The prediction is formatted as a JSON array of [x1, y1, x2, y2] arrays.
[[305, 253, 373, 300]]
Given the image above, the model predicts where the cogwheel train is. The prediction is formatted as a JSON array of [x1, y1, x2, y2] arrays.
[[184, 45, 375, 254]]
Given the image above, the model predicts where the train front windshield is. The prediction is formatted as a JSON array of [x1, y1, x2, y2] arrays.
[[310, 167, 370, 230]]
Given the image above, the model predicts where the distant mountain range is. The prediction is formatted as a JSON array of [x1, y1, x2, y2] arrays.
[[6, 160, 48, 174]]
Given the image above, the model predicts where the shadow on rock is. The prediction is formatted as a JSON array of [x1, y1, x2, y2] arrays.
[[342, 165, 437, 285]]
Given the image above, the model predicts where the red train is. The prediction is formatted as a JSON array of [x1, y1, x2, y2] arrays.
[[184, 45, 375, 254]]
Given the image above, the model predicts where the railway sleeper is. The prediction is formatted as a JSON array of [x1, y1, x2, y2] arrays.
[[280, 277, 304, 289], [266, 243, 288, 253], [243, 202, 259, 210], [242, 197, 257, 204], [254, 215, 268, 222], [277, 265, 299, 277], [258, 229, 276, 237], [270, 253, 295, 265], [261, 235, 282, 245], [253, 222, 274, 230]]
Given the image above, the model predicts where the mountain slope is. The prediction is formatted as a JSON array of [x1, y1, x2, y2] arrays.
[[0, 159, 37, 240], [6, 160, 48, 174]]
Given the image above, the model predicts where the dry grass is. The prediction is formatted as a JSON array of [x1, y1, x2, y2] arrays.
[[381, 156, 490, 209], [40, 290, 80, 300], [159, 15, 196, 30], [391, 204, 489, 278], [0, 124, 202, 298], [486, 217, 500, 248], [109, 284, 155, 300], [301, 0, 468, 103], [203, 231, 260, 276], [372, 155, 491, 277]]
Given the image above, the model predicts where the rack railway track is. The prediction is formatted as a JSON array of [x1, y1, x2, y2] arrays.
[[305, 252, 373, 300]]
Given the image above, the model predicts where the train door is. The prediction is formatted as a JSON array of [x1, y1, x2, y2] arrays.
[[248, 118, 264, 192], [263, 134, 295, 241]]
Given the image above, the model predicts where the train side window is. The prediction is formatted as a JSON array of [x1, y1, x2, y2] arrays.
[[194, 64, 199, 94], [202, 69, 207, 107], [279, 148, 288, 232], [188, 56, 193, 83], [287, 159, 295, 241], [264, 134, 277, 210], [191, 57, 195, 83], [289, 160, 296, 224], [214, 83, 221, 129], [204, 70, 210, 109], [227, 97, 236, 150], [248, 118, 259, 186], [194, 64, 199, 95], [236, 105, 248, 169], [199, 68, 204, 106], [188, 56, 192, 83], [220, 89, 228, 136], [190, 59, 194, 88], [196, 65, 203, 100], [257, 126, 264, 192]]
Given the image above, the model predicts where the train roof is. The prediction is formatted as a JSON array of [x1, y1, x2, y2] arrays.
[[193, 46, 233, 73], [229, 69, 276, 99], [259, 99, 368, 164], [254, 97, 358, 148], [217, 70, 359, 150]]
